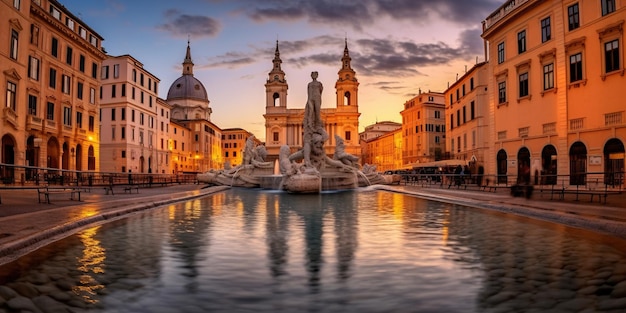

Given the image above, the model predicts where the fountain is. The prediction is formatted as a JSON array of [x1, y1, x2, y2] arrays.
[[197, 71, 392, 192]]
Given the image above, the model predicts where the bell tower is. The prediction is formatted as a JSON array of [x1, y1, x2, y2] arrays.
[[335, 38, 359, 112], [265, 41, 288, 110]]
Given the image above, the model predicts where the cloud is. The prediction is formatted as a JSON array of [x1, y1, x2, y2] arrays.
[[239, 0, 501, 29], [158, 9, 221, 38]]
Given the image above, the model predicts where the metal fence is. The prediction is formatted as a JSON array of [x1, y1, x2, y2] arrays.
[[0, 163, 198, 187]]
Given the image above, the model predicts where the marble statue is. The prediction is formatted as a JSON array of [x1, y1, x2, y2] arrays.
[[333, 135, 359, 167]]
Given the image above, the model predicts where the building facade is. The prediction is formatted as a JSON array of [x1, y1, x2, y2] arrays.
[[263, 40, 361, 162], [99, 55, 161, 174], [361, 127, 402, 172], [1, 0, 105, 183], [482, 0, 626, 185], [400, 91, 446, 166], [359, 121, 402, 167], [444, 62, 489, 176], [221, 128, 258, 168]]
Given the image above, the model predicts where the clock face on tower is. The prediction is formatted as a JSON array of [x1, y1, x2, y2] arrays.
[[274, 75, 279, 81]]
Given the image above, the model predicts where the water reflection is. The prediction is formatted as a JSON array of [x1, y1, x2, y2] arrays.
[[0, 189, 625, 312]]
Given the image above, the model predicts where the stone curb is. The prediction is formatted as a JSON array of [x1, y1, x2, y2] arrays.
[[0, 186, 230, 266]]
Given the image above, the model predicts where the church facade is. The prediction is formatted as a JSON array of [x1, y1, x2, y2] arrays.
[[263, 41, 361, 162]]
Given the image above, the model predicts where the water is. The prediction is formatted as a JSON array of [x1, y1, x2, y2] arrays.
[[1, 188, 626, 312]]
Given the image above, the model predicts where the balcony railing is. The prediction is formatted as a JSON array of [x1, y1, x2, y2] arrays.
[[484, 0, 530, 31], [605, 111, 623, 126]]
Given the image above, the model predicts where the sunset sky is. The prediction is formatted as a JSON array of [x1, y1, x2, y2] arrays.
[[59, 0, 503, 140]]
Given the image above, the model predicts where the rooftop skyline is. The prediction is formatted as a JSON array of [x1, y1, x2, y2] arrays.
[[58, 0, 502, 140]]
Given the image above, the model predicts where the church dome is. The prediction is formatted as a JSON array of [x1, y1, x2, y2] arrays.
[[167, 75, 208, 101]]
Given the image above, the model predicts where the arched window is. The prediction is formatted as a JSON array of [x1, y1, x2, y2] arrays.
[[273, 92, 280, 106], [344, 91, 351, 106], [604, 138, 624, 186], [541, 145, 557, 184]]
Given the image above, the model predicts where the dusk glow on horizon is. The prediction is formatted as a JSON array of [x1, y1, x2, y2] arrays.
[[59, 0, 501, 140]]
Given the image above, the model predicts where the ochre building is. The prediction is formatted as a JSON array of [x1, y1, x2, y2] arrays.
[[1, 0, 105, 183], [482, 0, 626, 186]]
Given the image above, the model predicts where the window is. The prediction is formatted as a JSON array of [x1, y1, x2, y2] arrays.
[[132, 87, 135, 99], [65, 46, 72, 65], [101, 65, 109, 79], [498, 81, 507, 104], [225, 151, 229, 158], [497, 42, 505, 64], [111, 108, 116, 121], [517, 30, 526, 54], [10, 30, 19, 60], [65, 17, 74, 30], [132, 69, 137, 82], [470, 101, 475, 120], [79, 55, 85, 72], [121, 150, 126, 158], [90, 87, 96, 104], [6, 82, 17, 111], [450, 114, 454, 130], [470, 77, 474, 90], [78, 26, 86, 39], [141, 91, 144, 103], [568, 3, 579, 31], [50, 5, 61, 20], [49, 68, 57, 88], [91, 63, 97, 79], [456, 109, 460, 126], [62, 75, 70, 94], [462, 106, 467, 123], [111, 84, 117, 98], [543, 63, 554, 90], [30, 24, 39, 46], [541, 17, 551, 42], [46, 102, 54, 120], [519, 73, 529, 98], [89, 34, 97, 47], [13, 0, 20, 10], [88, 116, 94, 131], [63, 107, 71, 126], [140, 73, 144, 86], [51, 37, 58, 57], [113, 64, 119, 78], [121, 108, 126, 120], [121, 126, 126, 139], [131, 110, 135, 122], [28, 56, 40, 80], [569, 53, 583, 82], [602, 0, 615, 16], [605, 39, 620, 73], [140, 113, 144, 125], [345, 131, 351, 141], [27, 94, 37, 115], [111, 127, 115, 140], [77, 82, 83, 99], [76, 111, 83, 128], [273, 132, 279, 142]]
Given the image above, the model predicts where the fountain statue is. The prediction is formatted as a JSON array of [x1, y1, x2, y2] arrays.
[[198, 71, 391, 192]]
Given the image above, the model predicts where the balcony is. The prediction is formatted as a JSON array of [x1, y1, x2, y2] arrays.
[[2, 107, 19, 129], [45, 119, 57, 133], [26, 115, 43, 131], [62, 125, 73, 136], [605, 112, 624, 126], [569, 118, 584, 131]]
